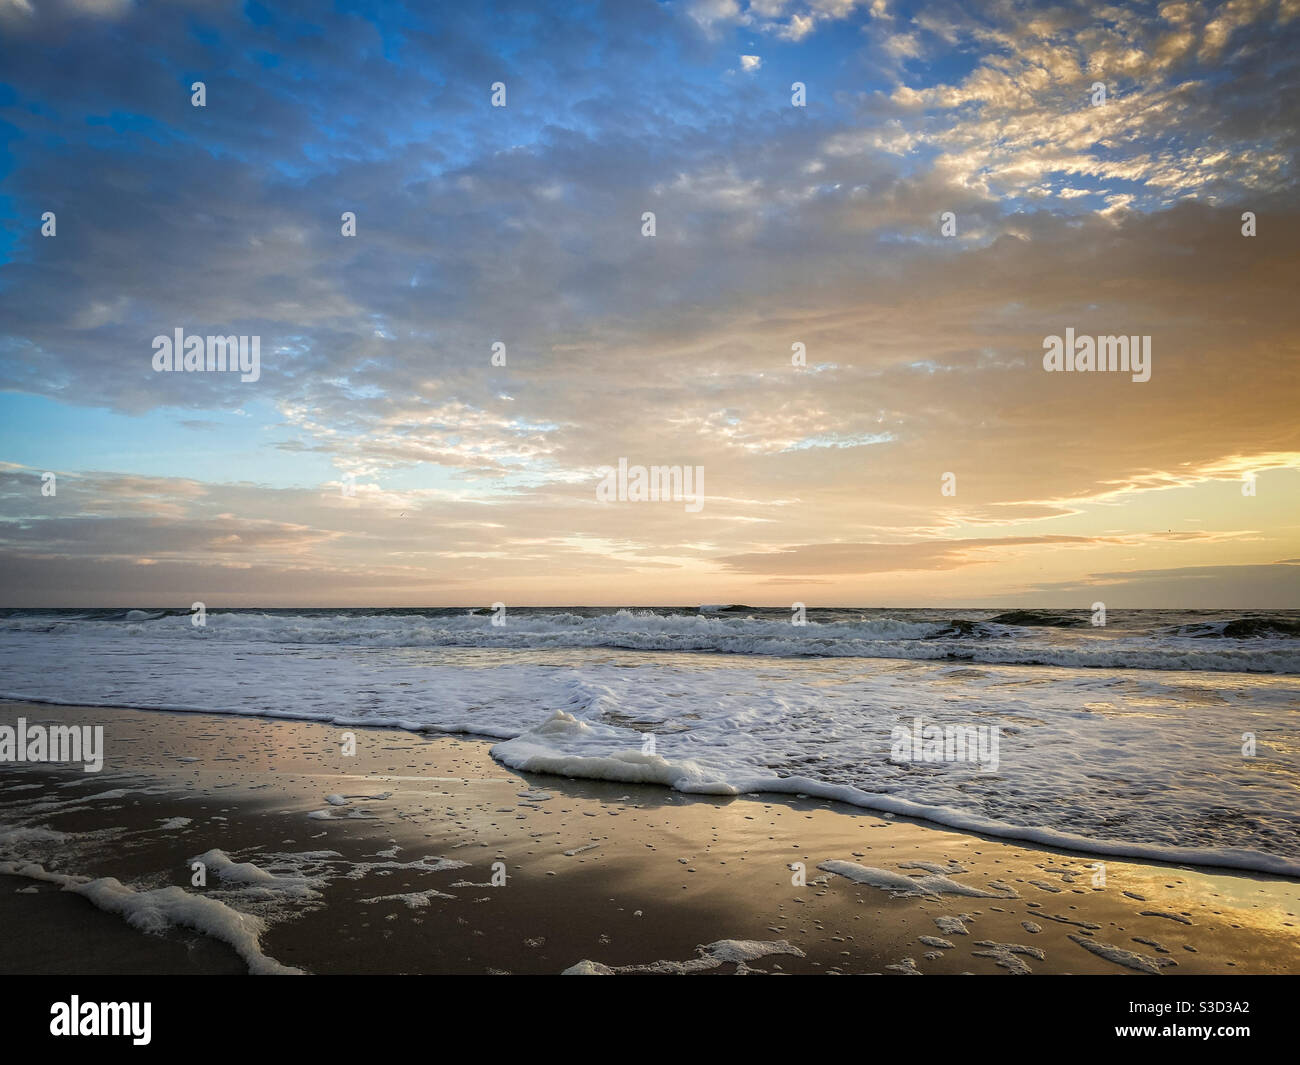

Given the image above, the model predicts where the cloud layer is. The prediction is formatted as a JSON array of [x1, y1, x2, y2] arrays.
[[1, 0, 1297, 605]]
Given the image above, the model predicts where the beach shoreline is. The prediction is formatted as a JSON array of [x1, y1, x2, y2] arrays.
[[1, 700, 1297, 975]]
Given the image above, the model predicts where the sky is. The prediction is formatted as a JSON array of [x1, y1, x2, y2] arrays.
[[0, 0, 1297, 608]]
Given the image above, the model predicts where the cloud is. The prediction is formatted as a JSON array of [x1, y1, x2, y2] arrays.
[[1019, 563, 1300, 608], [719, 536, 1115, 575]]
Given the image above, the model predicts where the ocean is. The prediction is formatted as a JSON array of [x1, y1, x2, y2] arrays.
[[2, 606, 1298, 876]]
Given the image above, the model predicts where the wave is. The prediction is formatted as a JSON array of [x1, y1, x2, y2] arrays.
[[986, 609, 1089, 628], [1, 608, 1298, 672], [1163, 616, 1300, 639]]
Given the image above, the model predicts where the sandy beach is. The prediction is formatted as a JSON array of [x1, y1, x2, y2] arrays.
[[2, 699, 1297, 976]]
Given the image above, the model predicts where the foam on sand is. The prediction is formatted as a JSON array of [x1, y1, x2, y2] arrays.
[[817, 860, 1019, 899], [359, 888, 456, 908], [972, 940, 1046, 975], [0, 860, 299, 975], [492, 711, 737, 792], [191, 848, 323, 899], [563, 938, 806, 975], [1068, 933, 1177, 974]]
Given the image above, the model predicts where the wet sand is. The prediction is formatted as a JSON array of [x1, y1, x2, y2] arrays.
[[1, 700, 1297, 975]]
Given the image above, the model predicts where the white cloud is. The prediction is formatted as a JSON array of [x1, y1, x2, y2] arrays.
[[882, 32, 922, 59]]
